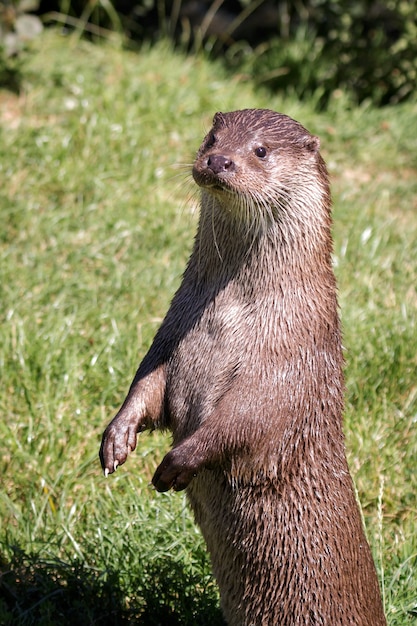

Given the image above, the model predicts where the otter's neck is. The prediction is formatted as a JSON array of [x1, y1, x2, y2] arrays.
[[190, 190, 334, 297]]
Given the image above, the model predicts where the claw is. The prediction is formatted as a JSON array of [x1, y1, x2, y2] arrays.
[[104, 468, 109, 478], [114, 460, 119, 472]]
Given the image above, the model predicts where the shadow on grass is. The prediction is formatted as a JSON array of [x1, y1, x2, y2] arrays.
[[0, 546, 226, 625]]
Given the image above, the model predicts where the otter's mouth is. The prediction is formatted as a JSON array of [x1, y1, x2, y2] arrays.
[[192, 167, 233, 193], [211, 182, 227, 192]]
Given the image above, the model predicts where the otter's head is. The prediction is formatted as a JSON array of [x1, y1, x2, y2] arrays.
[[192, 109, 329, 231]]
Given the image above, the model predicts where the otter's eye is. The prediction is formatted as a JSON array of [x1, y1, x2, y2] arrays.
[[206, 132, 216, 149], [255, 146, 267, 158]]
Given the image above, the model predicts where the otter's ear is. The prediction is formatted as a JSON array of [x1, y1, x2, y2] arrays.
[[303, 135, 320, 153], [213, 112, 226, 127]]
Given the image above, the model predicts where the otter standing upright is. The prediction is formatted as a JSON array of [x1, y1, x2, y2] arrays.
[[100, 109, 386, 625]]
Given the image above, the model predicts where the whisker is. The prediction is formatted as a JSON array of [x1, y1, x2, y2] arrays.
[[211, 196, 224, 264]]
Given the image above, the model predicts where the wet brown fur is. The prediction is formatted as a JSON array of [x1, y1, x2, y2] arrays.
[[100, 109, 386, 625]]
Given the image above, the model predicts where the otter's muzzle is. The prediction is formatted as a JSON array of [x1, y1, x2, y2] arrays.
[[207, 154, 235, 174]]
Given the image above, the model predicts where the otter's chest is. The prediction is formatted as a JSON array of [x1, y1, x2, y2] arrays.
[[164, 298, 254, 437]]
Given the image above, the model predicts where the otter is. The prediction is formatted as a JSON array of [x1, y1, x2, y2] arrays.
[[100, 109, 386, 625]]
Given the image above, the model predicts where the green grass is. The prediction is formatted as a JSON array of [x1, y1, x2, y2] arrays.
[[0, 29, 416, 625]]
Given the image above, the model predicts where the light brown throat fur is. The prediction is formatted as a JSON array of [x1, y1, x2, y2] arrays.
[[100, 109, 386, 625]]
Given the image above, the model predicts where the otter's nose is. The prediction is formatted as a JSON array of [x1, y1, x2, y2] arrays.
[[207, 154, 234, 174]]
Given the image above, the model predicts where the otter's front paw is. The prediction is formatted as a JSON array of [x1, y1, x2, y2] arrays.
[[99, 416, 146, 476], [152, 446, 200, 492]]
